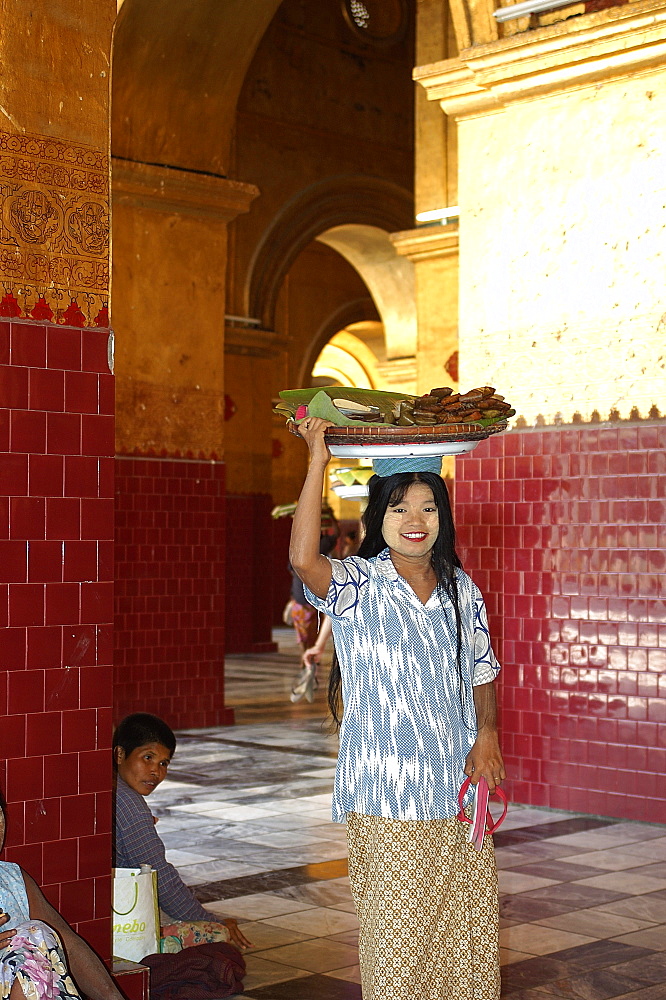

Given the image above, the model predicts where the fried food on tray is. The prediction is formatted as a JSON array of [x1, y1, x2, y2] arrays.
[[275, 385, 515, 429]]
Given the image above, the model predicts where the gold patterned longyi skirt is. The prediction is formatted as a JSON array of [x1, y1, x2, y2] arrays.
[[346, 811, 500, 1000]]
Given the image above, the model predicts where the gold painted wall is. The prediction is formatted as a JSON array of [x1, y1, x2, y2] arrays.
[[457, 71, 666, 424], [0, 0, 115, 321], [112, 0, 281, 177], [415, 0, 458, 215], [112, 160, 257, 457], [417, 0, 666, 425], [392, 225, 459, 395], [112, 0, 415, 478], [228, 0, 415, 323]]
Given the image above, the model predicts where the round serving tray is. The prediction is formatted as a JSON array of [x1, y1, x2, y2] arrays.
[[288, 419, 507, 457]]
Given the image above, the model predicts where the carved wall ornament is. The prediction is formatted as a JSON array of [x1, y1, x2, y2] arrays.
[[0, 128, 110, 326], [8, 189, 61, 245], [66, 201, 109, 255]]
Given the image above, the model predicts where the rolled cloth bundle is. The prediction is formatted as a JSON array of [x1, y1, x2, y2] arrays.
[[372, 456, 443, 477]]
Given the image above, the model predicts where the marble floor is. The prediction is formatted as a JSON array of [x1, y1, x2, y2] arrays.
[[148, 630, 666, 999]]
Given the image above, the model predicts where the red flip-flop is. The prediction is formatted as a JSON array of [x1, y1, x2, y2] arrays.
[[457, 776, 508, 850]]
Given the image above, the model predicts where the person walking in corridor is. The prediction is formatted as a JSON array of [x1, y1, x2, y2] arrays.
[[289, 417, 505, 1000]]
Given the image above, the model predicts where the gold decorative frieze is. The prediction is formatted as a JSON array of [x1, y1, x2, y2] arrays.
[[0, 129, 109, 326]]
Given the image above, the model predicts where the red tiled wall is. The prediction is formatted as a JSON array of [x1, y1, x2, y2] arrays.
[[455, 422, 666, 823], [114, 457, 233, 728], [225, 493, 278, 654], [0, 317, 114, 957]]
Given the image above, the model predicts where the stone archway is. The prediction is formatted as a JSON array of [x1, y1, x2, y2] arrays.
[[112, 0, 282, 174], [297, 297, 379, 387], [246, 174, 413, 329], [317, 224, 417, 362]]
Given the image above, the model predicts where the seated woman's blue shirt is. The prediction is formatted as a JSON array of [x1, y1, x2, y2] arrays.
[[0, 862, 29, 925], [305, 548, 500, 823]]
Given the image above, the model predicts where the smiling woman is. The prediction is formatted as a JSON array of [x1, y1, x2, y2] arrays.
[[289, 419, 505, 1000], [380, 482, 440, 570], [112, 715, 252, 954]]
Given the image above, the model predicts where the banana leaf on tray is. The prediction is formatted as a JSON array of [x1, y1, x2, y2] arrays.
[[276, 387, 414, 426]]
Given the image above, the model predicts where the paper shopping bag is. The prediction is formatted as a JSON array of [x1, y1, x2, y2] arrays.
[[112, 866, 160, 961]]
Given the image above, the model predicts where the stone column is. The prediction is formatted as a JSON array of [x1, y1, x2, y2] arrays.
[[111, 158, 259, 724], [391, 226, 459, 396], [224, 323, 286, 653], [0, 0, 116, 956]]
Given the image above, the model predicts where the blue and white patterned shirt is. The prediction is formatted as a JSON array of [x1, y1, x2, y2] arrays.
[[305, 548, 500, 823]]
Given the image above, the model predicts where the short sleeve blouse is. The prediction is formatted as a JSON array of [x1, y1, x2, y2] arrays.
[[305, 548, 500, 822], [0, 862, 29, 925]]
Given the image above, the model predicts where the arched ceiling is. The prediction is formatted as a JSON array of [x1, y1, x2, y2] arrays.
[[112, 0, 281, 174], [312, 327, 384, 391], [247, 175, 413, 327], [317, 224, 417, 360]]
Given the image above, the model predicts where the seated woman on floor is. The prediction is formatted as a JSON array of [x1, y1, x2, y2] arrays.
[[0, 803, 124, 1000], [113, 713, 251, 954]]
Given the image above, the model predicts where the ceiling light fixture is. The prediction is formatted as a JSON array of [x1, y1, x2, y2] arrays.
[[494, 0, 578, 22], [415, 207, 460, 223]]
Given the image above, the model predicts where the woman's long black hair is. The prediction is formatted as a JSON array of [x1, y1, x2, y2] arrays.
[[327, 471, 464, 730]]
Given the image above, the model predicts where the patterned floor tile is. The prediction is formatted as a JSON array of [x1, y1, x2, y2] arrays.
[[500, 923, 596, 955], [609, 988, 666, 1000], [500, 947, 534, 965], [507, 860, 606, 882], [324, 964, 361, 983], [327, 929, 359, 947], [499, 894, 578, 923], [494, 818, 617, 850], [586, 824, 666, 845], [594, 895, 666, 923], [502, 841, 593, 863], [535, 911, 654, 940], [240, 954, 311, 991], [610, 925, 666, 951], [499, 870, 560, 894], [203, 892, 317, 920], [231, 920, 312, 950], [545, 939, 656, 970], [260, 906, 359, 937], [603, 839, 666, 862], [535, 966, 653, 998], [558, 849, 659, 872], [500, 955, 573, 992], [271, 882, 356, 907], [245, 972, 362, 999], [524, 882, 630, 909], [610, 951, 666, 984], [573, 872, 666, 896], [249, 937, 360, 973]]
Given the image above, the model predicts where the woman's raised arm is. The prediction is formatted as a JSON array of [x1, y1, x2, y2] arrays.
[[289, 418, 334, 599]]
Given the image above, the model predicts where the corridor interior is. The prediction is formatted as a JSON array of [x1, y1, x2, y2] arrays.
[[148, 629, 666, 1000]]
